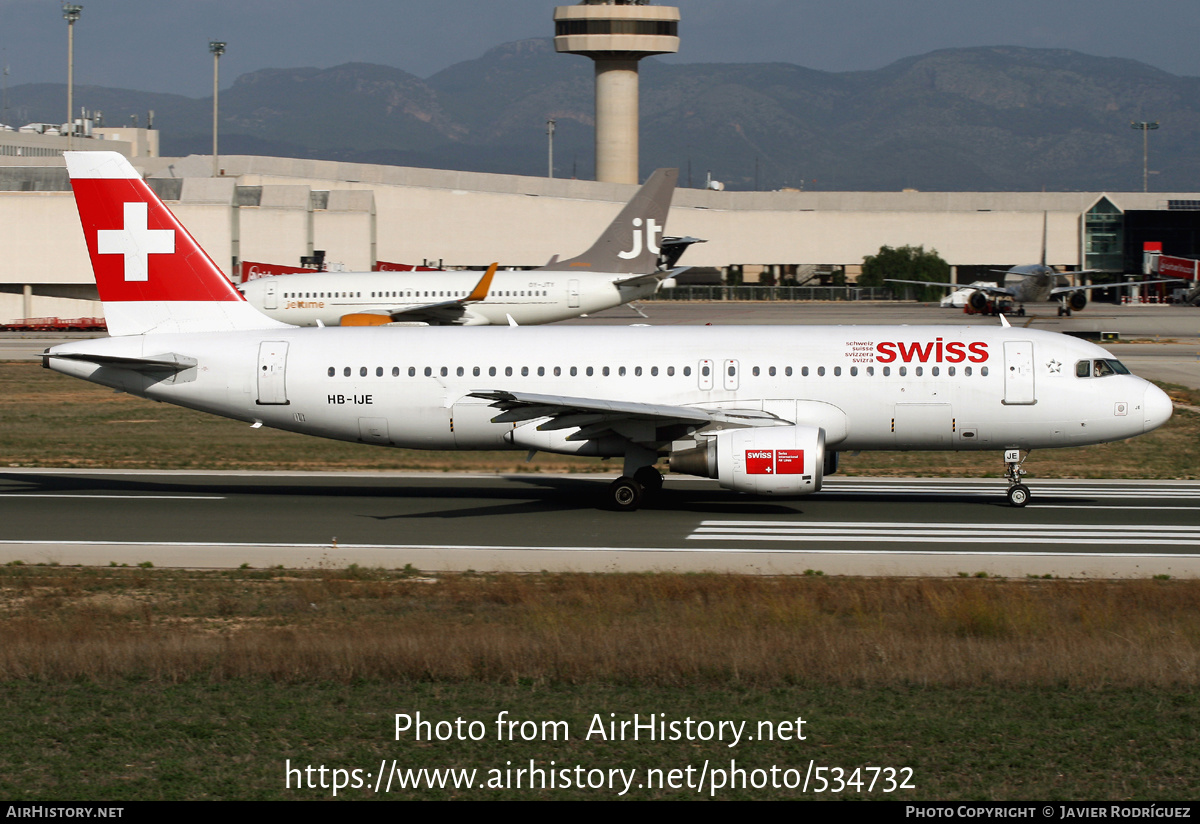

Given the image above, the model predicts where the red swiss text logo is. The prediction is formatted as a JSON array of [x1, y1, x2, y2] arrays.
[[875, 338, 989, 364]]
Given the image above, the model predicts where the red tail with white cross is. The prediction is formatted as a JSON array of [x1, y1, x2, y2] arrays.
[[65, 151, 288, 336]]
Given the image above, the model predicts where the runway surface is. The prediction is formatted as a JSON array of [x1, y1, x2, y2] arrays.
[[4, 470, 1199, 578]]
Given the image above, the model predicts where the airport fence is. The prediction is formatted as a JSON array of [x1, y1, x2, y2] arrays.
[[650, 285, 892, 301]]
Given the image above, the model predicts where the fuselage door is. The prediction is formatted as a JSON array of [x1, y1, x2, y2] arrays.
[[256, 341, 289, 405], [263, 280, 278, 310], [723, 359, 739, 391], [698, 359, 714, 391], [568, 279, 580, 308], [1003, 340, 1036, 405]]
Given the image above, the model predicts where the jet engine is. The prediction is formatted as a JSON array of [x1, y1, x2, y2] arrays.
[[968, 291, 990, 313], [1068, 292, 1087, 312], [669, 425, 826, 495]]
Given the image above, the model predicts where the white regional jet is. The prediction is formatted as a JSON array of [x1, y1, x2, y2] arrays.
[[46, 152, 1173, 510], [236, 168, 682, 326]]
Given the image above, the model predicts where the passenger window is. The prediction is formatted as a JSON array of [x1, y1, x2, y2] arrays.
[[587, 367, 594, 377], [489, 367, 497, 377], [440, 367, 448, 377], [785, 367, 793, 377], [834, 366, 842, 376], [914, 367, 922, 377], [850, 366, 858, 376], [408, 367, 416, 377], [619, 366, 626, 376], [635, 366, 642, 377], [457, 367, 465, 377], [344, 367, 351, 377], [818, 366, 826, 377], [360, 367, 367, 377], [473, 367, 480, 377], [981, 366, 989, 377], [769, 366, 776, 377], [553, 367, 561, 377], [866, 366, 874, 376], [570, 367, 578, 377], [668, 366, 675, 376], [802, 367, 809, 377], [965, 367, 973, 376], [538, 366, 545, 377], [883, 367, 891, 376], [931, 367, 939, 376], [521, 367, 529, 376], [505, 367, 513, 377], [948, 366, 955, 376], [651, 366, 659, 377], [376, 367, 383, 377], [683, 366, 692, 377], [603, 367, 611, 376], [899, 367, 907, 376], [424, 367, 432, 377]]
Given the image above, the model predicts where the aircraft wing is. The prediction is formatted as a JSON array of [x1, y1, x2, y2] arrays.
[[1049, 277, 1182, 297], [468, 389, 783, 443], [340, 263, 498, 327], [886, 279, 1015, 298]]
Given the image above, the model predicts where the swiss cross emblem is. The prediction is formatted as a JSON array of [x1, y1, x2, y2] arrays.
[[97, 202, 175, 282]]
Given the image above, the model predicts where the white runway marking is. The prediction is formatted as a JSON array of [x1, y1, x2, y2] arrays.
[[0, 494, 224, 500], [690, 521, 1200, 547]]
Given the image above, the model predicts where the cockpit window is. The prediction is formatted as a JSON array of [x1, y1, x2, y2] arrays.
[[1077, 359, 1130, 378]]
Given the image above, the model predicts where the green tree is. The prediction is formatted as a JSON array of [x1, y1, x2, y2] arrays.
[[859, 245, 950, 301]]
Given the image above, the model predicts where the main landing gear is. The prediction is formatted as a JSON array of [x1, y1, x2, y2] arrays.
[[607, 466, 664, 512], [1004, 448, 1031, 507]]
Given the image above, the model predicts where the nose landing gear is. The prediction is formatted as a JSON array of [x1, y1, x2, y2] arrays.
[[1004, 448, 1031, 507]]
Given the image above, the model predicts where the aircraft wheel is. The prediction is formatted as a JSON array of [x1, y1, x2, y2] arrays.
[[633, 466, 664, 493], [609, 477, 644, 511], [1006, 484, 1031, 507]]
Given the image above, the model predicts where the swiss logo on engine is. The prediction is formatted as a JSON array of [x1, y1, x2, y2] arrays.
[[745, 449, 804, 475]]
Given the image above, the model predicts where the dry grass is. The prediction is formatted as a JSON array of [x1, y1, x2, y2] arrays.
[[3, 567, 1198, 687]]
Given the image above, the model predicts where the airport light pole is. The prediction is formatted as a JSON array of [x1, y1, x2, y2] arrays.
[[546, 118, 556, 178], [1131, 121, 1159, 193], [209, 41, 226, 177], [63, 4, 82, 148]]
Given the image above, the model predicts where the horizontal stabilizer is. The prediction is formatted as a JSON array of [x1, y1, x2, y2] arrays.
[[44, 350, 197, 373]]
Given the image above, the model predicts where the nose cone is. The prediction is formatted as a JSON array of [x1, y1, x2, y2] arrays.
[[1143, 383, 1174, 433]]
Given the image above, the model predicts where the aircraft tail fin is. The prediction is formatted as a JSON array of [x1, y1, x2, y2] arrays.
[[65, 151, 290, 337], [539, 168, 678, 276]]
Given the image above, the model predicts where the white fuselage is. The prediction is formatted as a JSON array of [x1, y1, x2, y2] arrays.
[[46, 325, 1169, 458], [238, 270, 658, 326]]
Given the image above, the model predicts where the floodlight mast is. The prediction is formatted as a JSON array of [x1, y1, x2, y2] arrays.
[[210, 41, 226, 178], [63, 4, 82, 149], [1131, 121, 1160, 193]]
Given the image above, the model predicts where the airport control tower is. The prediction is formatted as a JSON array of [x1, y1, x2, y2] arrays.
[[553, 1, 680, 184]]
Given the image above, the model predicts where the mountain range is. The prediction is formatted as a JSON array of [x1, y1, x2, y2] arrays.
[[5, 38, 1198, 192]]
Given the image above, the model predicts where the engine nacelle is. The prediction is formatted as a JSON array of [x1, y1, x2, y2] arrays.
[[1068, 291, 1087, 312], [968, 291, 990, 313], [670, 425, 826, 496]]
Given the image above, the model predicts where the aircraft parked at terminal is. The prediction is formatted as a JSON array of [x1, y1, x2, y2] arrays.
[[889, 216, 1175, 316], [237, 169, 686, 326], [46, 152, 1172, 510]]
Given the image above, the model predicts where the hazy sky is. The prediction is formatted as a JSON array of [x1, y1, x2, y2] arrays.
[[3, 0, 1198, 98]]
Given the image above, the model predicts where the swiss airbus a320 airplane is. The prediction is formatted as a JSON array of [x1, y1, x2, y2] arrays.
[[236, 168, 684, 326], [45, 152, 1173, 510]]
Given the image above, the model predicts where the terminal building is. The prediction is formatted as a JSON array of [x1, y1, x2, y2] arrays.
[[3, 144, 1200, 323]]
